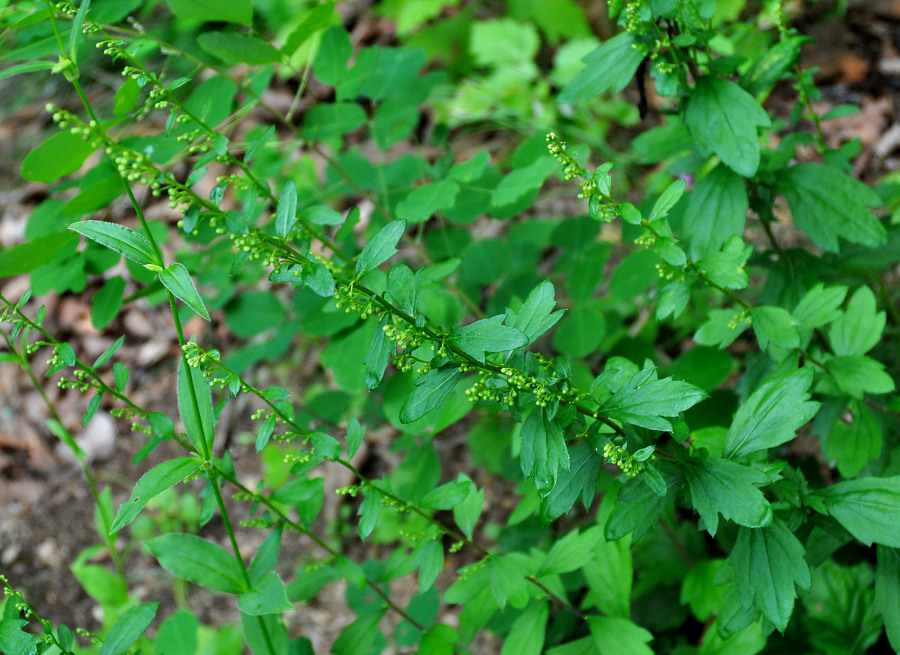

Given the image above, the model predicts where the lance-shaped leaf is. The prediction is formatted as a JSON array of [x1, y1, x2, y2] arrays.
[[145, 533, 246, 593], [177, 358, 215, 454], [355, 220, 406, 278], [98, 602, 160, 655], [364, 315, 392, 391], [111, 457, 203, 533], [159, 263, 210, 321], [684, 457, 773, 536], [541, 442, 605, 522], [876, 545, 900, 652], [69, 220, 157, 266], [399, 366, 462, 423], [507, 280, 565, 344], [723, 368, 820, 460], [520, 406, 569, 497], [448, 316, 528, 363], [816, 477, 900, 547], [558, 32, 646, 104], [727, 520, 810, 632], [599, 366, 707, 431], [275, 179, 298, 238]]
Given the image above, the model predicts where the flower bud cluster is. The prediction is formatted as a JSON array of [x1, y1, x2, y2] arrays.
[[382, 323, 425, 352], [57, 369, 94, 393], [603, 442, 642, 477], [546, 132, 587, 181]]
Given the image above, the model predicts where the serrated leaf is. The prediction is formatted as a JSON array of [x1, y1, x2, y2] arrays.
[[750, 305, 799, 350], [558, 32, 646, 103], [508, 280, 565, 344], [777, 164, 884, 252], [684, 457, 773, 536], [684, 77, 771, 177], [605, 466, 681, 542], [275, 180, 298, 238], [825, 400, 882, 478], [723, 368, 820, 459], [0, 618, 37, 655], [356, 220, 406, 278], [365, 315, 392, 391], [599, 366, 707, 431], [283, 2, 334, 55], [727, 520, 810, 631], [397, 179, 460, 223], [588, 616, 653, 655], [793, 283, 847, 332], [520, 406, 569, 497], [694, 307, 750, 348], [489, 555, 531, 610], [683, 164, 749, 258], [448, 316, 528, 362], [541, 443, 605, 522], [69, 221, 157, 266], [399, 366, 462, 423], [111, 457, 202, 533], [828, 286, 884, 356], [159, 263, 210, 321], [817, 476, 900, 547], [98, 602, 160, 655], [826, 355, 895, 399], [238, 571, 293, 615], [538, 526, 602, 576], [145, 533, 245, 593]]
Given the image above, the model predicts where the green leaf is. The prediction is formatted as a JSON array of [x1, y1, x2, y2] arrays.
[[740, 36, 809, 96], [164, 0, 252, 24], [302, 261, 335, 297], [452, 475, 484, 539], [648, 179, 685, 222], [421, 480, 472, 510], [305, 205, 345, 226], [727, 520, 810, 631], [588, 616, 653, 655], [98, 602, 159, 655], [159, 263, 210, 321], [816, 476, 900, 547], [520, 406, 569, 497], [490, 554, 531, 609], [723, 368, 820, 459], [331, 610, 386, 655], [605, 467, 681, 542], [750, 305, 799, 350], [777, 164, 885, 252], [825, 400, 882, 478], [684, 77, 771, 177], [541, 442, 605, 522], [557, 33, 646, 103], [309, 431, 342, 460], [400, 366, 462, 423], [793, 283, 847, 332], [499, 601, 548, 655], [694, 307, 751, 348], [365, 315, 392, 391], [91, 276, 127, 330], [198, 32, 280, 65], [826, 355, 895, 399], [492, 158, 556, 207], [448, 316, 528, 362], [0, 232, 78, 276], [313, 25, 352, 86], [696, 236, 751, 290], [552, 303, 605, 358], [0, 617, 37, 655], [876, 545, 900, 652], [0, 61, 56, 80], [417, 540, 444, 593], [93, 335, 125, 369], [69, 221, 157, 266], [397, 179, 460, 224], [386, 264, 420, 316], [248, 527, 282, 585], [283, 2, 335, 55], [275, 180, 298, 238], [177, 358, 215, 454], [538, 526, 602, 576], [828, 286, 884, 356], [21, 130, 98, 183], [155, 610, 198, 655], [145, 533, 246, 593], [110, 457, 202, 533], [238, 571, 293, 615], [113, 361, 129, 393], [684, 457, 773, 536], [300, 102, 367, 140], [346, 418, 364, 459], [356, 220, 407, 278], [599, 365, 707, 431], [508, 280, 565, 344]]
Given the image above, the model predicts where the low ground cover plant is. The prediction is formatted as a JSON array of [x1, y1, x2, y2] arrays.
[[1, 0, 899, 653]]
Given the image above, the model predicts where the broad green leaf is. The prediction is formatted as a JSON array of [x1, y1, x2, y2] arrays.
[[331, 610, 386, 655], [828, 286, 884, 356], [558, 33, 646, 103], [275, 180, 298, 238], [386, 264, 420, 316], [421, 480, 472, 510], [825, 400, 882, 478], [538, 526, 602, 576], [605, 465, 681, 542], [313, 25, 352, 86], [248, 527, 282, 585], [305, 205, 345, 226], [164, 0, 251, 24], [876, 545, 900, 652], [826, 355, 895, 399], [399, 366, 462, 423], [69, 221, 157, 266], [283, 2, 335, 55], [520, 406, 569, 497], [91, 276, 127, 330], [740, 36, 809, 96], [547, 637, 599, 655], [197, 32, 280, 65], [777, 164, 884, 252], [541, 442, 605, 522], [684, 457, 773, 536], [694, 307, 750, 348], [599, 366, 707, 431], [21, 130, 98, 183], [397, 179, 460, 223], [681, 560, 726, 622], [159, 263, 210, 321], [492, 158, 556, 207], [145, 533, 245, 593], [0, 618, 37, 655], [553, 303, 605, 358], [302, 261, 335, 297], [98, 603, 159, 655], [448, 316, 528, 362], [471, 18, 539, 68], [238, 571, 293, 615], [110, 457, 202, 533], [648, 179, 685, 222], [793, 283, 847, 332], [723, 368, 820, 459], [727, 520, 810, 631], [177, 358, 215, 454], [309, 431, 342, 460], [817, 476, 900, 547], [696, 236, 751, 290], [684, 77, 771, 177], [508, 280, 565, 344], [588, 616, 653, 655], [418, 624, 460, 655], [417, 540, 444, 593], [356, 220, 407, 278], [489, 556, 530, 609], [499, 600, 548, 655], [300, 102, 367, 140], [0, 232, 78, 276], [750, 305, 799, 350], [155, 610, 198, 655], [453, 475, 484, 538]]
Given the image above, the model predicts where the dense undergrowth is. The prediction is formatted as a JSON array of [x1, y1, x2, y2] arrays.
[[1, 0, 900, 653]]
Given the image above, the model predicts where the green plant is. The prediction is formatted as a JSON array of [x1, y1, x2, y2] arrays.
[[1, 1, 899, 654]]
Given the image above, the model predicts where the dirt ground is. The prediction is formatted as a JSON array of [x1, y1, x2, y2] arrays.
[[2, 1, 900, 652]]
